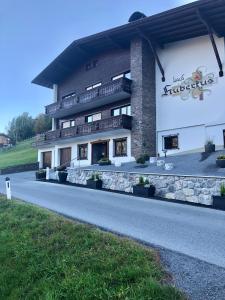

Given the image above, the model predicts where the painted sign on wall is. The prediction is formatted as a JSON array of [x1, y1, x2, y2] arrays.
[[162, 66, 217, 100]]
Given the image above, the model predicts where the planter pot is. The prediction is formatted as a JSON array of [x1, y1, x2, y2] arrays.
[[213, 196, 225, 210], [205, 144, 215, 153], [58, 172, 68, 183], [35, 171, 46, 180], [133, 185, 155, 197], [86, 179, 103, 189], [99, 161, 111, 166], [216, 159, 225, 168]]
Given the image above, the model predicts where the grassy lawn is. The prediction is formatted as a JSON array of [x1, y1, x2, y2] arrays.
[[0, 196, 184, 300], [0, 138, 37, 169]]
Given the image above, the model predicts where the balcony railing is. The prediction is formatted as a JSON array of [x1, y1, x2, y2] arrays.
[[45, 77, 132, 117], [34, 114, 132, 146]]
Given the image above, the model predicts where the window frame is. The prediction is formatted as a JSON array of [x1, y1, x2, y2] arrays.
[[62, 92, 76, 100], [162, 134, 179, 150], [113, 137, 128, 157], [85, 112, 102, 123], [111, 105, 131, 117], [86, 82, 102, 91], [111, 71, 131, 81], [78, 143, 88, 160], [61, 119, 75, 129]]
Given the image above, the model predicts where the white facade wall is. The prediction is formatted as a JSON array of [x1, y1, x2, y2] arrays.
[[156, 35, 225, 156], [38, 132, 134, 168]]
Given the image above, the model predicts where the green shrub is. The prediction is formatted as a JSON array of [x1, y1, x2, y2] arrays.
[[89, 172, 101, 181], [217, 155, 225, 160], [136, 156, 146, 164], [98, 158, 111, 165], [138, 176, 145, 185], [220, 184, 225, 197], [144, 178, 150, 185], [205, 139, 214, 146], [143, 154, 150, 161], [57, 165, 67, 171]]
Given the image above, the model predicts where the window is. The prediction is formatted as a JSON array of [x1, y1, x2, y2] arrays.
[[61, 120, 75, 129], [163, 135, 179, 150], [78, 144, 88, 160], [111, 105, 131, 117], [62, 92, 76, 100], [112, 71, 131, 81], [85, 113, 102, 123], [114, 138, 127, 157], [86, 82, 102, 91], [62, 121, 70, 129]]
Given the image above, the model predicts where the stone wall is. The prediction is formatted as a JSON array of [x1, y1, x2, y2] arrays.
[[67, 168, 225, 206]]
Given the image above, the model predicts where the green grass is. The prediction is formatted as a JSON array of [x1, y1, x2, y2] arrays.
[[0, 196, 184, 300], [0, 138, 37, 169]]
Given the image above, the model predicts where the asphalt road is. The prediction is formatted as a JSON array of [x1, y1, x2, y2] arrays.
[[0, 171, 225, 268], [1, 171, 225, 300]]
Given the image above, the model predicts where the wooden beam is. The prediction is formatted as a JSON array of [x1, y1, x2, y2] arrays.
[[197, 9, 223, 77]]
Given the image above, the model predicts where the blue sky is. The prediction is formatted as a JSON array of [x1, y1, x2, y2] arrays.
[[0, 0, 195, 132]]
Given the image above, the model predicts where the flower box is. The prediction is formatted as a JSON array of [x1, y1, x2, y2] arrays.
[[216, 159, 225, 168], [133, 185, 155, 197], [212, 196, 225, 210], [205, 144, 215, 153], [58, 171, 68, 183], [86, 179, 103, 189], [35, 170, 46, 180]]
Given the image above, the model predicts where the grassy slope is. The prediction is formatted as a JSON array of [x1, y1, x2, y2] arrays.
[[0, 138, 37, 169], [0, 197, 184, 300]]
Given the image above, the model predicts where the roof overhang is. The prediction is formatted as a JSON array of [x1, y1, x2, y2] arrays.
[[32, 0, 225, 89]]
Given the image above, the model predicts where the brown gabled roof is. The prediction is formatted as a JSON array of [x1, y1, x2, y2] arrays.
[[32, 0, 225, 89]]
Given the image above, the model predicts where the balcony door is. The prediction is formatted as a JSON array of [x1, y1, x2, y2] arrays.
[[91, 141, 108, 164], [60, 147, 71, 167]]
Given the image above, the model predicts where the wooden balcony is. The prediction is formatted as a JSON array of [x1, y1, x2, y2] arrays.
[[34, 115, 132, 147], [45, 77, 132, 117]]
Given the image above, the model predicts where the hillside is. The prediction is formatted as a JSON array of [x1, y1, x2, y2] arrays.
[[0, 138, 37, 169]]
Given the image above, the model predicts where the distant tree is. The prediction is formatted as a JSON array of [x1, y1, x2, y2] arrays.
[[34, 114, 52, 134], [7, 112, 35, 143]]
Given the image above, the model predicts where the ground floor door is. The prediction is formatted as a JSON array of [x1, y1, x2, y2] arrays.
[[92, 141, 108, 164], [42, 151, 52, 169], [60, 147, 71, 167]]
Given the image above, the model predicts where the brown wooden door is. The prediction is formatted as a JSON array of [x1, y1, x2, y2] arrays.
[[43, 151, 52, 169], [92, 141, 108, 164], [60, 147, 71, 166]]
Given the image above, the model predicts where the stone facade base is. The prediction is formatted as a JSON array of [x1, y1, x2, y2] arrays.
[[66, 169, 225, 206]]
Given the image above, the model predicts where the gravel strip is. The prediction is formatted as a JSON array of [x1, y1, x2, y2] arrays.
[[159, 248, 225, 300]]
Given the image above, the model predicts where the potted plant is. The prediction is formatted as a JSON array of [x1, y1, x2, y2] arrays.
[[216, 155, 225, 168], [133, 176, 155, 197], [35, 169, 46, 180], [136, 155, 148, 168], [86, 173, 102, 189], [213, 183, 225, 210], [205, 139, 215, 153], [58, 171, 68, 183], [98, 158, 112, 166]]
